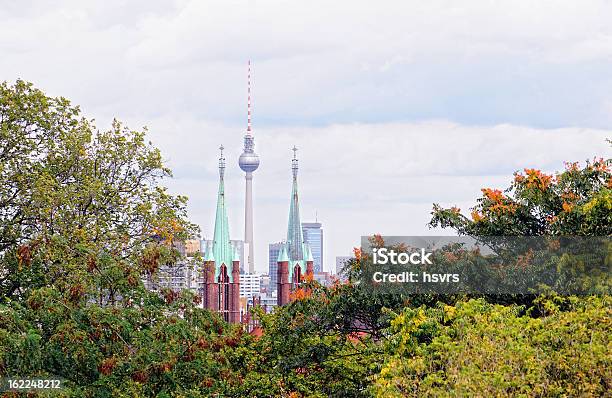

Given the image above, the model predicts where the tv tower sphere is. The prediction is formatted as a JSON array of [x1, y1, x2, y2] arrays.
[[239, 141, 260, 172]]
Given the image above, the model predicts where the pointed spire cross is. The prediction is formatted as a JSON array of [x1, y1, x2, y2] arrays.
[[219, 144, 226, 176], [291, 146, 299, 178]]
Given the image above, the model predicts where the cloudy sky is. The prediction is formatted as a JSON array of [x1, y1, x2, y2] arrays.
[[1, 0, 611, 273]]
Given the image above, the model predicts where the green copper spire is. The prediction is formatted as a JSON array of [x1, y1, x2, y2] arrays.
[[212, 145, 236, 282], [277, 244, 289, 262], [281, 146, 313, 280], [286, 146, 304, 263]]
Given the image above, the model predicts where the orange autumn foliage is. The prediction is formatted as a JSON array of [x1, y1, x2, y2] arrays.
[[564, 161, 580, 172], [482, 188, 504, 202], [290, 287, 311, 301], [99, 357, 118, 376], [489, 202, 518, 215], [561, 191, 579, 203], [371, 234, 385, 248], [481, 188, 517, 215], [151, 218, 185, 245], [593, 157, 610, 172], [444, 252, 459, 262], [522, 168, 553, 190], [517, 249, 534, 268]]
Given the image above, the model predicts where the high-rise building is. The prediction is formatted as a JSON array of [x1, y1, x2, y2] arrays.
[[268, 242, 284, 289], [313, 271, 333, 287], [335, 256, 351, 281], [302, 222, 323, 273], [143, 261, 200, 294], [201, 146, 241, 323], [238, 61, 260, 274], [144, 239, 201, 292], [276, 147, 314, 306], [258, 291, 277, 312], [239, 273, 262, 298], [173, 239, 201, 257], [260, 274, 272, 293]]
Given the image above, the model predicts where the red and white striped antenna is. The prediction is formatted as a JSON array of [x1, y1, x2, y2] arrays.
[[247, 60, 252, 134]]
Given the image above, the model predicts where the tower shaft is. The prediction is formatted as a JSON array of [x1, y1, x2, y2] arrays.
[[245, 172, 254, 273]]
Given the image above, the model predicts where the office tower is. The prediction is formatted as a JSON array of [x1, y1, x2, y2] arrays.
[[268, 242, 284, 289], [335, 256, 351, 281], [143, 261, 200, 294], [239, 273, 262, 298], [302, 222, 323, 273]]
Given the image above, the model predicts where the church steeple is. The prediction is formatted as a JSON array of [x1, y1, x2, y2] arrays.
[[286, 146, 304, 263], [212, 145, 234, 281], [277, 146, 314, 306]]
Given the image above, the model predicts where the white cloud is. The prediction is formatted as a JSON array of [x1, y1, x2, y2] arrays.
[[1, 0, 612, 272], [2, 0, 612, 128], [138, 116, 611, 272]]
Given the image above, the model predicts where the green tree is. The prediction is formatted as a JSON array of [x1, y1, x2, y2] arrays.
[[2, 80, 610, 397], [0, 79, 197, 303], [373, 296, 611, 397], [0, 80, 252, 396], [369, 148, 612, 397], [233, 282, 384, 398], [430, 153, 612, 236]]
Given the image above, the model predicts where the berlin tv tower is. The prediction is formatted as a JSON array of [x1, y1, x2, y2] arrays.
[[238, 60, 259, 273]]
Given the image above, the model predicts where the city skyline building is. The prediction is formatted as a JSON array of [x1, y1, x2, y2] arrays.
[[335, 256, 351, 281], [238, 60, 260, 274], [239, 273, 262, 298], [174, 239, 201, 257], [268, 242, 283, 289], [302, 222, 323, 273], [144, 261, 199, 294], [313, 272, 333, 287]]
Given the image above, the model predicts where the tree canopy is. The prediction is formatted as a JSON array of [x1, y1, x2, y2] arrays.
[[430, 154, 612, 236], [0, 81, 609, 397]]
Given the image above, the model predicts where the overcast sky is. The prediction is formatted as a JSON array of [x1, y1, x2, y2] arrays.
[[1, 0, 611, 273]]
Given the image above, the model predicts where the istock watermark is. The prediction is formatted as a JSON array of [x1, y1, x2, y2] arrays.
[[371, 270, 459, 283], [358, 236, 611, 295], [372, 248, 433, 265]]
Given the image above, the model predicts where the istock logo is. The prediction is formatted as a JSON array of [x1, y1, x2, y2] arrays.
[[372, 248, 433, 265]]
